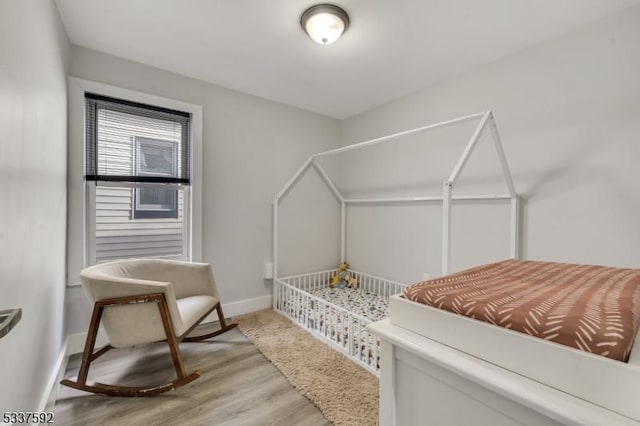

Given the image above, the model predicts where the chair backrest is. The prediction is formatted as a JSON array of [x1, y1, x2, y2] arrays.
[[80, 259, 186, 348]]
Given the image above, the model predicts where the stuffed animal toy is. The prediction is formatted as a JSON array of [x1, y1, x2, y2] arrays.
[[330, 262, 358, 289]]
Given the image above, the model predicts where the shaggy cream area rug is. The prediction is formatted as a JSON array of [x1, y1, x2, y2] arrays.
[[236, 309, 379, 425]]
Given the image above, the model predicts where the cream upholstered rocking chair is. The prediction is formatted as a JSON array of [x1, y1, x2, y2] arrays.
[[61, 259, 237, 396]]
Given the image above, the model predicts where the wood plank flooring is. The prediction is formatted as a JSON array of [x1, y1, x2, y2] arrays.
[[54, 325, 331, 426]]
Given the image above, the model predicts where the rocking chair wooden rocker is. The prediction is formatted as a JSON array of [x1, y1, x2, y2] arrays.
[[61, 259, 237, 397]]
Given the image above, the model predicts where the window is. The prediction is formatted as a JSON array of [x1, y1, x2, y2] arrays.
[[85, 93, 192, 264], [133, 137, 179, 219]]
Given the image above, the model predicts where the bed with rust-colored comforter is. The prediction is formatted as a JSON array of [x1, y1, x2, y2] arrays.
[[403, 259, 640, 362]]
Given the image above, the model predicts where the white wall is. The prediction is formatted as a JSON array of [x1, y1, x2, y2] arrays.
[[340, 5, 640, 283], [0, 0, 69, 412], [65, 46, 341, 335]]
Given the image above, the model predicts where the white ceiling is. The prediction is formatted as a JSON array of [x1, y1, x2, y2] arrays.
[[55, 0, 639, 119]]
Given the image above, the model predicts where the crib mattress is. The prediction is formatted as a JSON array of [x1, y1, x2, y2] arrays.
[[308, 287, 389, 322], [403, 259, 640, 362]]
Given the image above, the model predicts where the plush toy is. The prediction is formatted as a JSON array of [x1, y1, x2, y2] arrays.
[[330, 262, 358, 289]]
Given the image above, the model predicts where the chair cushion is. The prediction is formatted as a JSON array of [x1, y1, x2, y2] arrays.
[[176, 295, 218, 335]]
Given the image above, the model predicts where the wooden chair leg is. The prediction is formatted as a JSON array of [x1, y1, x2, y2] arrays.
[[75, 303, 104, 384], [216, 303, 229, 329], [182, 303, 238, 342], [60, 293, 202, 397], [157, 296, 188, 379]]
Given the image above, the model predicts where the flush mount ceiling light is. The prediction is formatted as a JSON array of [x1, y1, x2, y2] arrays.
[[300, 4, 350, 45]]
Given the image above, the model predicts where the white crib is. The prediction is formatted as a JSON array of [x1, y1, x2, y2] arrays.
[[273, 268, 406, 374]]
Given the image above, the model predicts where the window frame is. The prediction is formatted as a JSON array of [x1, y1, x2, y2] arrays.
[[67, 78, 203, 286]]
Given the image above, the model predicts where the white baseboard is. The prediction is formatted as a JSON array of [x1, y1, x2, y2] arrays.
[[37, 336, 70, 413], [221, 294, 272, 318], [203, 295, 272, 323], [67, 328, 109, 355]]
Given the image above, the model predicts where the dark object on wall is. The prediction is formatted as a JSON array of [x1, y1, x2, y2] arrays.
[[0, 308, 22, 339]]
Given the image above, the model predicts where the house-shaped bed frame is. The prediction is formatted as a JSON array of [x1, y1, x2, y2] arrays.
[[270, 111, 521, 373], [272, 110, 520, 280]]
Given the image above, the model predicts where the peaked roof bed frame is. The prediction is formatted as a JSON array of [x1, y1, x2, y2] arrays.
[[272, 110, 520, 281]]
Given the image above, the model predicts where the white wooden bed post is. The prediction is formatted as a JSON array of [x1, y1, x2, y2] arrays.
[[272, 197, 279, 308], [272, 198, 278, 280], [311, 160, 345, 261], [441, 182, 452, 276], [442, 112, 492, 275], [273, 157, 315, 281], [340, 201, 346, 262], [510, 197, 520, 258], [487, 114, 519, 259]]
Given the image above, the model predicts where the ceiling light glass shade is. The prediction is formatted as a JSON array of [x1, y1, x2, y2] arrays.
[[301, 4, 349, 45]]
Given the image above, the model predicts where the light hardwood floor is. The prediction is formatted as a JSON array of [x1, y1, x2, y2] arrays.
[[54, 325, 331, 426]]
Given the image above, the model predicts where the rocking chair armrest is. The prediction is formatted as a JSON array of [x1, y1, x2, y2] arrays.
[[94, 292, 168, 307], [81, 275, 183, 336], [141, 260, 220, 301], [82, 275, 174, 300]]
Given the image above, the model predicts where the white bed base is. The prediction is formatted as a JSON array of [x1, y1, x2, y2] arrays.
[[273, 269, 406, 374], [367, 295, 640, 425]]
